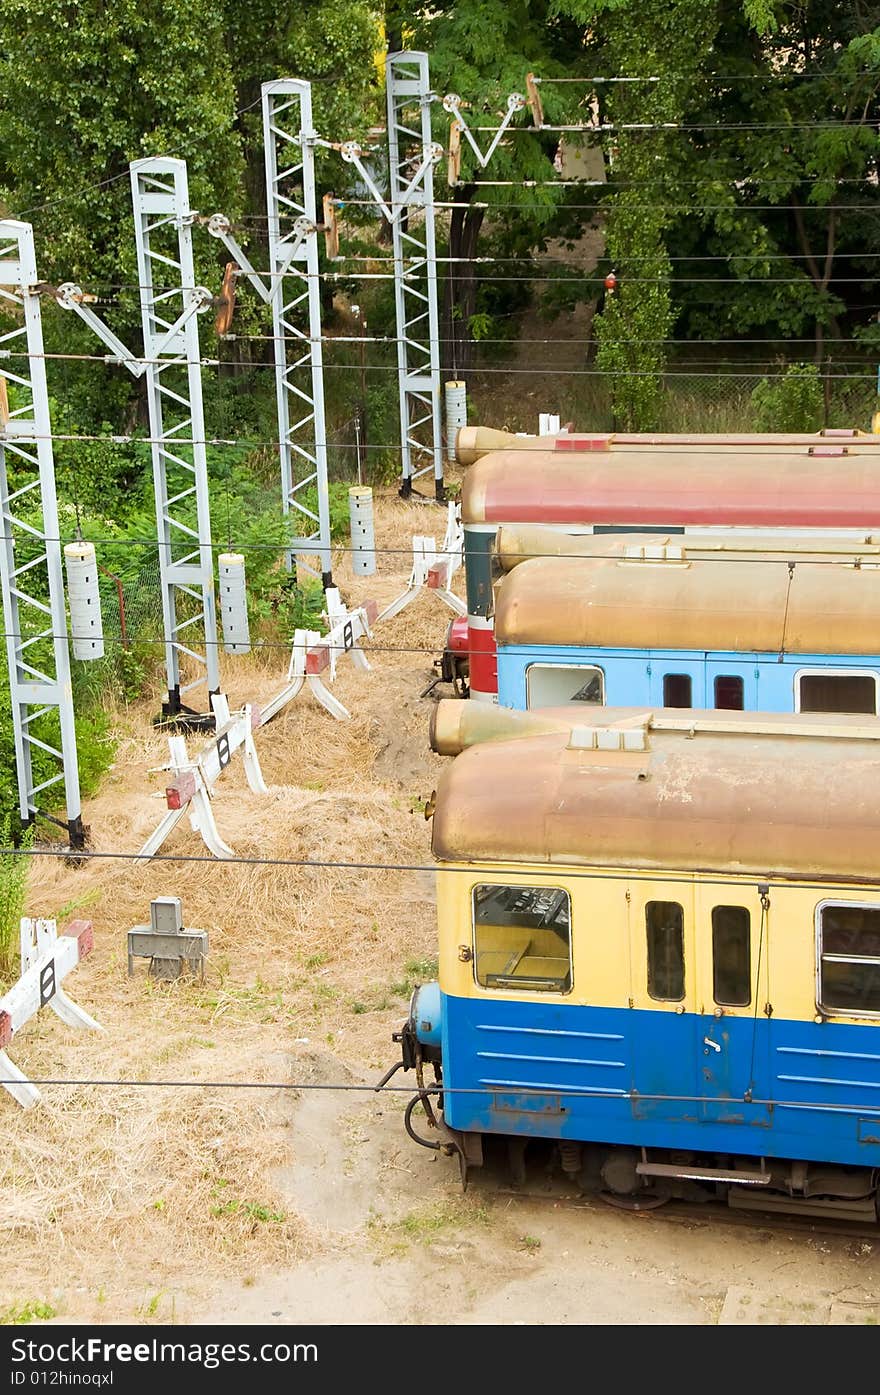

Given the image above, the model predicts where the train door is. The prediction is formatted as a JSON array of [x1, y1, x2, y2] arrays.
[[648, 656, 705, 710], [693, 883, 772, 1127], [703, 660, 756, 713], [627, 881, 699, 1122]]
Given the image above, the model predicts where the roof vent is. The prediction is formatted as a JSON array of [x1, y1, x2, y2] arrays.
[[568, 724, 649, 752], [620, 543, 687, 565]]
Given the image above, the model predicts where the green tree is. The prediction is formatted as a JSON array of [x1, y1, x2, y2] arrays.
[[386, 0, 592, 378], [671, 2, 880, 362]]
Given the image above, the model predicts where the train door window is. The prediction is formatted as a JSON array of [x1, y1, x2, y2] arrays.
[[472, 884, 572, 993], [663, 674, 692, 708], [711, 906, 751, 1006], [646, 901, 685, 1000], [816, 902, 880, 1016], [796, 670, 878, 715], [526, 663, 604, 709], [714, 675, 744, 710]]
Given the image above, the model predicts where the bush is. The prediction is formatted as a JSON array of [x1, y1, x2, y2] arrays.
[[750, 363, 824, 433], [0, 814, 30, 988]]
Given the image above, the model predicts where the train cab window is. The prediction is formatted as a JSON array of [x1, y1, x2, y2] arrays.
[[646, 901, 685, 1000], [817, 902, 880, 1016], [797, 671, 878, 715], [712, 906, 751, 1006], [472, 884, 572, 993], [714, 675, 745, 710], [663, 674, 692, 708], [526, 663, 604, 709]]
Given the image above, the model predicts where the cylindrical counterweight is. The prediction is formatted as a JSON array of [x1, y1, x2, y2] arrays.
[[348, 486, 376, 576], [219, 552, 250, 654], [64, 541, 104, 660]]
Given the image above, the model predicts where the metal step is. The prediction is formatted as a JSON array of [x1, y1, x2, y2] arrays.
[[636, 1161, 771, 1185]]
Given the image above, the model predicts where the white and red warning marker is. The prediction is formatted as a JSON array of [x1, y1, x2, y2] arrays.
[[377, 501, 466, 623], [262, 588, 378, 724], [135, 693, 267, 862], [0, 917, 102, 1109]]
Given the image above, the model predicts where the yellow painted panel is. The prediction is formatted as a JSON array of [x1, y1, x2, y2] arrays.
[[436, 860, 880, 1025]]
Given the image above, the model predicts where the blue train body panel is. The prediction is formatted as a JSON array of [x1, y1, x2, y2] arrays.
[[441, 992, 880, 1166], [495, 645, 880, 712]]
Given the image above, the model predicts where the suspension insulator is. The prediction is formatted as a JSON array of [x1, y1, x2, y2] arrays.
[[64, 541, 105, 660], [218, 552, 250, 654]]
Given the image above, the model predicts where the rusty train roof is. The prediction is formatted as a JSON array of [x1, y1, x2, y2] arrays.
[[460, 451, 880, 528], [493, 554, 880, 653], [454, 424, 878, 465], [493, 526, 880, 572], [431, 714, 880, 879]]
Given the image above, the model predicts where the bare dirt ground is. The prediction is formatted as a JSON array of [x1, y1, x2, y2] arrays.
[[2, 485, 879, 1328]]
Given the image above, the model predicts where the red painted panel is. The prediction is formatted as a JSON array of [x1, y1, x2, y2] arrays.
[[468, 622, 498, 695], [477, 459, 880, 527]]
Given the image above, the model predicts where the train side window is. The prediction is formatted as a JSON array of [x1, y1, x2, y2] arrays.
[[711, 906, 751, 1006], [471, 884, 572, 993], [646, 901, 685, 1000], [526, 663, 604, 709], [817, 902, 880, 1016], [714, 675, 744, 710], [797, 671, 878, 715], [663, 674, 692, 708]]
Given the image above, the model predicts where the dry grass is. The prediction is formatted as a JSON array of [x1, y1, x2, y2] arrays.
[[0, 488, 461, 1314]]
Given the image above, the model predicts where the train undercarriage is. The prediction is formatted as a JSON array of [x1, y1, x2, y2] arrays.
[[427, 1112, 880, 1224]]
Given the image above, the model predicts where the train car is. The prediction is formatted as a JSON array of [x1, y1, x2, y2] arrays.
[[456, 434, 880, 700], [383, 707, 880, 1221], [493, 550, 880, 714]]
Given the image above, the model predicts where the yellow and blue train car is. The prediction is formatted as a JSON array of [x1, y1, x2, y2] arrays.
[[387, 708, 880, 1219], [494, 551, 880, 714]]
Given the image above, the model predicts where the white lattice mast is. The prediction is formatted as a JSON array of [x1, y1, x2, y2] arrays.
[[0, 221, 85, 848], [130, 157, 221, 724], [386, 51, 444, 501], [262, 80, 333, 584]]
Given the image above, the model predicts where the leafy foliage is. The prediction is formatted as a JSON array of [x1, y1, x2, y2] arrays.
[[750, 362, 824, 432]]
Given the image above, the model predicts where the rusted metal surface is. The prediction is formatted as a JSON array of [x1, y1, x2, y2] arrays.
[[460, 451, 880, 528], [455, 424, 876, 466], [429, 698, 880, 755], [430, 719, 880, 878], [494, 525, 880, 573], [493, 554, 880, 653]]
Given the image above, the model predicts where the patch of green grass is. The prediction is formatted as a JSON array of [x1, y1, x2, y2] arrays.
[[210, 1199, 286, 1224], [209, 1178, 285, 1224], [518, 1234, 541, 1253], [389, 957, 438, 999], [303, 951, 328, 970], [392, 1198, 490, 1243], [0, 1299, 56, 1325]]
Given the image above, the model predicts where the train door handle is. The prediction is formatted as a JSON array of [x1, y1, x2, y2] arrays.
[[703, 1037, 721, 1053]]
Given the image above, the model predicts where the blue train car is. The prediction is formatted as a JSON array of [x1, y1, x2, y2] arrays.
[[385, 708, 880, 1220], [494, 551, 880, 714]]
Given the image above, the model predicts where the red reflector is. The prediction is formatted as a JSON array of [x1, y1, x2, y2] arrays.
[[166, 770, 196, 810], [0, 1010, 12, 1049], [364, 599, 379, 624], [306, 644, 330, 675], [63, 919, 94, 960], [427, 562, 448, 589]]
